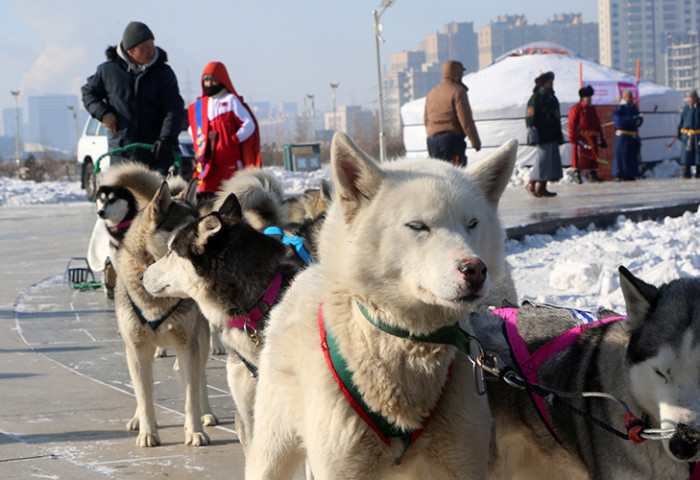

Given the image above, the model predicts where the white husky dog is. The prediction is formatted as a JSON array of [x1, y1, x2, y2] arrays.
[[245, 133, 518, 479]]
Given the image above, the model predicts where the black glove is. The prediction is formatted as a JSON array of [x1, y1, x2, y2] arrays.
[[152, 136, 176, 164], [599, 139, 607, 149]]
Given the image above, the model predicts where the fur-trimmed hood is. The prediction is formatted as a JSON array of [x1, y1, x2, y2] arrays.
[[105, 45, 169, 65]]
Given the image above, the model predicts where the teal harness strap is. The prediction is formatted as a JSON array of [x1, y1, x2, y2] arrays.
[[355, 301, 474, 355]]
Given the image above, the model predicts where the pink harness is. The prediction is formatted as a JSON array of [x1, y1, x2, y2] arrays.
[[493, 307, 625, 441], [227, 271, 282, 333]]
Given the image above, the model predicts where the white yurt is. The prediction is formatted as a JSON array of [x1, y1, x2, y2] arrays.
[[401, 42, 683, 167]]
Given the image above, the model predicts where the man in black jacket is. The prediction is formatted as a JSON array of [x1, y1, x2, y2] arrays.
[[82, 21, 185, 175]]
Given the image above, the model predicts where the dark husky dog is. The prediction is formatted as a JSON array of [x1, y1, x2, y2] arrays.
[[141, 193, 307, 452]]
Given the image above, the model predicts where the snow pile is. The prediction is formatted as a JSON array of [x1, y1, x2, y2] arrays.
[[0, 177, 84, 207]]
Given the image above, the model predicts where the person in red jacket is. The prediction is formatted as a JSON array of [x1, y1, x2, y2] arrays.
[[188, 61, 261, 193], [567, 85, 607, 184]]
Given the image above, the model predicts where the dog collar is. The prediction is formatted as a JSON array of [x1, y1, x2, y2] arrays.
[[355, 301, 475, 355], [108, 219, 133, 231], [319, 303, 451, 465], [227, 271, 283, 344], [263, 227, 313, 264]]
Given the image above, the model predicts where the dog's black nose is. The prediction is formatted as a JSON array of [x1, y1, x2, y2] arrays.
[[458, 258, 487, 290], [670, 424, 700, 460], [139, 272, 144, 281]]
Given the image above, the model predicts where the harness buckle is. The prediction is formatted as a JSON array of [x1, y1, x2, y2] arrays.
[[244, 323, 261, 346]]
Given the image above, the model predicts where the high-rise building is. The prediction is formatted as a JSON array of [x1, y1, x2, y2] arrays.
[[666, 31, 700, 91], [599, 0, 700, 85], [478, 13, 598, 68], [27, 94, 80, 152]]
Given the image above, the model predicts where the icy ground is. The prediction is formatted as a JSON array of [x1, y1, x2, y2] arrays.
[[1, 160, 696, 314]]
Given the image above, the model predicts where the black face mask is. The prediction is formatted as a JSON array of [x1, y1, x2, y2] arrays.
[[204, 84, 225, 97]]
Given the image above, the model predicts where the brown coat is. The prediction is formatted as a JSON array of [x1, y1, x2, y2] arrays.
[[423, 61, 481, 150]]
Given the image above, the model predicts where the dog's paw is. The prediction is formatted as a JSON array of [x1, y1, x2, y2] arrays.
[[136, 432, 160, 447], [154, 346, 168, 358], [211, 344, 226, 355], [186, 431, 210, 446], [202, 413, 219, 426], [126, 417, 139, 431]]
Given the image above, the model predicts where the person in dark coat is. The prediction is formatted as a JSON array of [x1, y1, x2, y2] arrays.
[[568, 85, 606, 184], [81, 21, 185, 175], [612, 90, 643, 181], [525, 71, 563, 197], [424, 60, 481, 167], [677, 89, 700, 178]]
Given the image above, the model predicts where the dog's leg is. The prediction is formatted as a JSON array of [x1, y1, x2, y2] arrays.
[[209, 328, 226, 355], [245, 374, 304, 480], [197, 317, 218, 427], [226, 353, 257, 454], [174, 333, 210, 446], [124, 343, 160, 447]]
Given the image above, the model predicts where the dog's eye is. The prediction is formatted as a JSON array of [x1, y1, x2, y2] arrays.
[[406, 221, 430, 232], [467, 218, 479, 230], [654, 368, 668, 383]]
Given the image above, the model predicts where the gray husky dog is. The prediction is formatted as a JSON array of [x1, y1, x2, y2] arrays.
[[466, 266, 700, 479], [114, 181, 218, 447]]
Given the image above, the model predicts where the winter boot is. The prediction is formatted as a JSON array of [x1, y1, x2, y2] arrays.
[[683, 165, 692, 179], [104, 257, 117, 300], [589, 170, 601, 183], [572, 169, 582, 184], [526, 180, 541, 197], [537, 181, 557, 197]]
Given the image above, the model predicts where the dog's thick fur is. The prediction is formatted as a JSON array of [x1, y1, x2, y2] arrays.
[[244, 133, 518, 479], [283, 179, 333, 225], [209, 167, 286, 230], [141, 193, 307, 452], [114, 180, 218, 447], [465, 266, 700, 479]]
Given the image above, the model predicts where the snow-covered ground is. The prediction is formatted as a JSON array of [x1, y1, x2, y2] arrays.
[[2, 161, 697, 315]]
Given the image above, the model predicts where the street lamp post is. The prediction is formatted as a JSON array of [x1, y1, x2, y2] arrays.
[[10, 90, 21, 166], [373, 0, 396, 162], [330, 83, 339, 131], [67, 105, 80, 157], [306, 93, 316, 141]]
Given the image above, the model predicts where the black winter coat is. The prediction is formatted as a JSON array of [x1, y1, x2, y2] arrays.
[[81, 46, 185, 168], [525, 87, 563, 145]]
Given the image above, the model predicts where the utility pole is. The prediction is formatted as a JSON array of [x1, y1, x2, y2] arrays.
[[373, 0, 397, 162], [10, 90, 21, 167], [306, 93, 316, 141], [330, 83, 339, 131], [67, 105, 80, 157]]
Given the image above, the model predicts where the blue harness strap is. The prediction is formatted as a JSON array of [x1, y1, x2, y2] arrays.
[[264, 227, 313, 264]]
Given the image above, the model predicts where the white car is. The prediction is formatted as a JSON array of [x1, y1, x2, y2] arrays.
[[76, 116, 195, 201]]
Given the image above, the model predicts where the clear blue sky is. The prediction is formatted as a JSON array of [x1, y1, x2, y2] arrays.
[[0, 0, 597, 125]]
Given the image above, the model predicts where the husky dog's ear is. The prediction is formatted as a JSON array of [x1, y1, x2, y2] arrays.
[[195, 213, 223, 252], [320, 178, 333, 203], [178, 178, 198, 207], [330, 131, 384, 222], [219, 193, 243, 220], [619, 266, 659, 329], [467, 138, 517, 207], [152, 182, 172, 215]]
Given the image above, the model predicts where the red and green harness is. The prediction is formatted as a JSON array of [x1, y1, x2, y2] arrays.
[[318, 302, 471, 464]]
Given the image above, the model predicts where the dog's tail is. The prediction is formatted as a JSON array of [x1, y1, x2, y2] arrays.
[[215, 167, 285, 230], [99, 162, 164, 208]]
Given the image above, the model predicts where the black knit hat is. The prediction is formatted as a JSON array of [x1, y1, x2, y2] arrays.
[[579, 85, 595, 98], [122, 22, 154, 51], [534, 71, 555, 87]]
